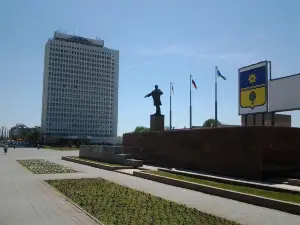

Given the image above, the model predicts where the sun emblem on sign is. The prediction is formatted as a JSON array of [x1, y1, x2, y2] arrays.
[[248, 74, 256, 84]]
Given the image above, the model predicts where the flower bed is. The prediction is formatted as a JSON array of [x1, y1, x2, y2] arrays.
[[18, 159, 77, 174], [47, 178, 239, 225], [43, 146, 79, 151]]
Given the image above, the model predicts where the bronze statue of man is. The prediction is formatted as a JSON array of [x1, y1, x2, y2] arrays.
[[144, 85, 163, 115]]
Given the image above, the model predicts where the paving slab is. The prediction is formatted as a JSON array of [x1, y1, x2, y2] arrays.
[[1, 148, 300, 225]]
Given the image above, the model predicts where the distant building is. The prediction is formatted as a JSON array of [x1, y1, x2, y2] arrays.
[[9, 124, 41, 139], [241, 113, 291, 127], [41, 31, 119, 143], [9, 124, 30, 138]]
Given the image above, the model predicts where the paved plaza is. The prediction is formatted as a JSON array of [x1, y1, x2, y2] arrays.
[[1, 148, 300, 225]]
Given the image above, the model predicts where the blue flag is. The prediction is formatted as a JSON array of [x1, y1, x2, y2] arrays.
[[217, 69, 226, 80]]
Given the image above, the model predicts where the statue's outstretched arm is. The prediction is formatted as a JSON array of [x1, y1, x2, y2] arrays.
[[144, 92, 152, 98]]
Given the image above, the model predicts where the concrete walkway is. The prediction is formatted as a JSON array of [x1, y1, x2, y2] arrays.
[[1, 148, 300, 225], [0, 148, 98, 225]]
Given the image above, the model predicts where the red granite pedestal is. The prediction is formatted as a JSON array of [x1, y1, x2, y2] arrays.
[[150, 115, 164, 131]]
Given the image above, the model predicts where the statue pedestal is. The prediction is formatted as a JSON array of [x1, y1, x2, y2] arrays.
[[150, 115, 165, 131]]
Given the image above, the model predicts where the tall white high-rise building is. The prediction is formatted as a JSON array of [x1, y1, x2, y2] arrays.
[[41, 31, 119, 143]]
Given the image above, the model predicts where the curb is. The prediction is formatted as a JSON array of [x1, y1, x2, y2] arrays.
[[62, 156, 134, 171], [158, 168, 300, 194], [115, 169, 148, 176], [133, 171, 300, 216], [41, 180, 104, 225], [115, 170, 136, 176], [288, 179, 300, 187]]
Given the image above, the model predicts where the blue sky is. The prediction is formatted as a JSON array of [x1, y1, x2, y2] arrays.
[[1, 0, 300, 135]]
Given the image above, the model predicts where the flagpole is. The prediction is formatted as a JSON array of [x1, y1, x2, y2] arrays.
[[215, 66, 218, 128], [170, 82, 172, 130], [190, 74, 192, 129]]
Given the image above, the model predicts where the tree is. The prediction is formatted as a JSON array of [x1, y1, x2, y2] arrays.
[[24, 127, 40, 143], [202, 118, 222, 127], [133, 126, 150, 133]]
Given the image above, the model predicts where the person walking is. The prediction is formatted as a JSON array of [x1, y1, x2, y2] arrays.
[[3, 144, 8, 155]]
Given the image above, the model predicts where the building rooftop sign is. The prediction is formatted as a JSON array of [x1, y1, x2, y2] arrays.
[[69, 35, 91, 44], [54, 31, 104, 47]]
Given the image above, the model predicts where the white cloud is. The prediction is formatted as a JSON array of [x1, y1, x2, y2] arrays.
[[138, 45, 254, 61], [217, 52, 254, 60], [126, 61, 152, 69], [138, 45, 205, 57]]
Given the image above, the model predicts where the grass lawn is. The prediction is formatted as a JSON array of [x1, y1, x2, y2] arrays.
[[47, 178, 239, 225], [43, 146, 79, 151], [145, 170, 300, 204], [67, 156, 127, 167], [18, 159, 77, 174]]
